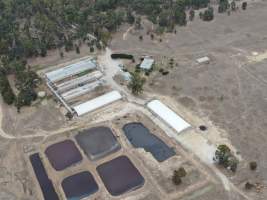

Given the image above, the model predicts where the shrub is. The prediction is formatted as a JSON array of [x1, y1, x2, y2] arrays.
[[242, 2, 247, 10], [245, 182, 254, 190], [172, 167, 187, 185], [75, 45, 80, 54], [162, 71, 169, 75], [176, 167, 187, 178], [249, 161, 257, 171], [172, 174, 182, 185], [60, 51, 64, 58], [111, 53, 134, 60], [128, 71, 145, 95], [202, 7, 214, 21], [214, 144, 239, 172]]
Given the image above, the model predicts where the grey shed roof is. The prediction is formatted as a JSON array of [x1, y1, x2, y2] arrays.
[[45, 58, 97, 82], [140, 58, 154, 70]]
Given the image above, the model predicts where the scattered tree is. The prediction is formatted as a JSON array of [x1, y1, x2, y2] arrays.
[[75, 45, 80, 54], [172, 173, 182, 185], [214, 144, 239, 172], [127, 11, 135, 24], [60, 51, 64, 58], [242, 2, 247, 10], [66, 112, 73, 120], [218, 0, 229, 13], [172, 167, 187, 185], [189, 9, 195, 21], [128, 71, 145, 95], [245, 182, 254, 190], [214, 144, 231, 166], [176, 167, 187, 178], [231, 0, 237, 11], [249, 161, 257, 171], [135, 16, 142, 29], [227, 156, 238, 172], [202, 7, 214, 21]]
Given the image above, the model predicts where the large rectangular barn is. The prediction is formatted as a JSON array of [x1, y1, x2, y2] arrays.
[[61, 81, 101, 101], [73, 90, 122, 116], [55, 71, 102, 93], [147, 100, 191, 133], [45, 58, 97, 83]]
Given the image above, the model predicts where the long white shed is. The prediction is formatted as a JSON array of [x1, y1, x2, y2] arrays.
[[61, 81, 101, 101], [73, 90, 122, 116], [45, 58, 97, 82], [56, 71, 102, 93], [147, 100, 191, 133]]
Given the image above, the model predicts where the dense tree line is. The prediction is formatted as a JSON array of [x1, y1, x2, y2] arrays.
[[0, 59, 38, 109], [0, 0, 212, 63], [0, 69, 15, 105]]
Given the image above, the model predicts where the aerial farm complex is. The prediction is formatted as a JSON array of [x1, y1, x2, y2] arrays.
[[28, 56, 196, 200], [0, 1, 267, 200]]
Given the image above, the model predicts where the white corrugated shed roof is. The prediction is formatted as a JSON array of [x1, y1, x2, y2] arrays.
[[196, 56, 210, 64], [73, 91, 122, 116], [45, 58, 97, 82], [147, 100, 191, 133], [140, 58, 154, 70]]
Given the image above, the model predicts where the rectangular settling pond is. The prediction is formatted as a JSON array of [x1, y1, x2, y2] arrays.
[[75, 126, 121, 161], [29, 153, 59, 200], [123, 122, 175, 162], [62, 171, 98, 200], [97, 156, 144, 196], [45, 140, 82, 171]]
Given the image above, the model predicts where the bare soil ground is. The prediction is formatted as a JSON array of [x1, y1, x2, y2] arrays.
[[28, 44, 100, 70], [1, 99, 66, 137], [110, 1, 267, 199]]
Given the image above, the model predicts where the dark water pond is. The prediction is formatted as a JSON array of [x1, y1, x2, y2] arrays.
[[29, 153, 59, 200], [62, 171, 98, 200], [75, 126, 121, 161], [97, 156, 144, 196], [45, 140, 82, 171], [123, 122, 175, 162]]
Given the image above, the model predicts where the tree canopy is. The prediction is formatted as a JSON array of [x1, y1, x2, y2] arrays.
[[128, 72, 146, 95]]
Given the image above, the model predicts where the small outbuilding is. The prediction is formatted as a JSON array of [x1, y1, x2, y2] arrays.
[[140, 57, 154, 70], [196, 56, 210, 64]]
